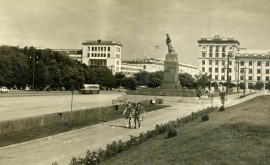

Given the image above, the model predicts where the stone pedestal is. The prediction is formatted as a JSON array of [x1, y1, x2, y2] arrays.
[[160, 50, 181, 90]]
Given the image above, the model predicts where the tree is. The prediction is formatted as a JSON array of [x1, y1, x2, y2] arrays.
[[254, 81, 264, 90], [134, 71, 148, 86], [195, 73, 211, 90], [122, 77, 138, 90], [178, 73, 195, 89], [148, 71, 163, 88], [115, 72, 126, 88]]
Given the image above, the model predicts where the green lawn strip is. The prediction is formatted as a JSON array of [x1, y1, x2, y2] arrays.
[[98, 96, 270, 165], [0, 104, 169, 147]]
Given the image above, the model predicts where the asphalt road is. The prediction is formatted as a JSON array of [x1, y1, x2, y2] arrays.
[[0, 90, 124, 122]]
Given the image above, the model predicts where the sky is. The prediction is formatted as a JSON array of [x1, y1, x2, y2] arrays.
[[1, 0, 270, 66]]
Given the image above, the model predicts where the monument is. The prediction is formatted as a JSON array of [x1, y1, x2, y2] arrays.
[[160, 33, 181, 90], [126, 33, 196, 97]]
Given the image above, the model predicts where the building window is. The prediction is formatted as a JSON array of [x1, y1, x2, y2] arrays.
[[209, 67, 212, 73], [209, 52, 212, 57], [222, 53, 225, 57], [229, 75, 231, 80], [209, 60, 212, 65], [116, 47, 121, 52], [91, 53, 94, 57], [221, 75, 225, 80], [241, 61, 244, 66], [95, 47, 97, 51], [249, 69, 252, 74], [87, 53, 90, 57], [116, 61, 119, 65], [88, 47, 90, 51], [249, 76, 252, 81], [215, 75, 218, 80], [228, 52, 232, 57], [222, 68, 225, 73], [257, 69, 261, 74], [108, 47, 110, 51], [222, 46, 226, 52], [240, 76, 244, 80], [202, 52, 206, 57], [98, 47, 100, 51], [92, 47, 94, 51], [249, 61, 252, 66], [101, 47, 103, 51], [215, 68, 218, 73], [215, 60, 219, 65], [98, 53, 100, 57], [202, 60, 205, 65], [257, 76, 261, 81], [257, 61, 261, 66], [266, 76, 269, 81], [229, 61, 232, 65], [107, 53, 110, 57], [229, 68, 232, 73], [266, 69, 269, 74], [266, 61, 270, 66], [202, 67, 205, 72]]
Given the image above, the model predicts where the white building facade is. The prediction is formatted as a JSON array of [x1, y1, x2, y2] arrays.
[[198, 35, 270, 88], [82, 40, 122, 74], [122, 58, 199, 77]]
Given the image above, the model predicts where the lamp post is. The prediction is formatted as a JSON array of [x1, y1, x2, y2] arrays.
[[30, 51, 38, 90]]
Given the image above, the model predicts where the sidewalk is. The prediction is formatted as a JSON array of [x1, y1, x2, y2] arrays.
[[0, 92, 264, 165]]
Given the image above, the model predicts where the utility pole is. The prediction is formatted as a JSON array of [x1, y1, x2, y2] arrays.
[[226, 53, 230, 94], [235, 59, 240, 98]]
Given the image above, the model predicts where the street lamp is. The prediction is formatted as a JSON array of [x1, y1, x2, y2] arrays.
[[30, 51, 38, 90]]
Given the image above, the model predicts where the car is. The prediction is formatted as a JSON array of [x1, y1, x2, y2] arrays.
[[0, 86, 9, 93]]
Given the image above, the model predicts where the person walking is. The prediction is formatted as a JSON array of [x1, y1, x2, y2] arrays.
[[122, 102, 132, 128], [137, 102, 145, 121], [133, 102, 141, 129]]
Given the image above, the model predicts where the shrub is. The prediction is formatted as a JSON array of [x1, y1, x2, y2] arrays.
[[201, 114, 209, 121], [219, 105, 225, 111], [167, 128, 177, 138]]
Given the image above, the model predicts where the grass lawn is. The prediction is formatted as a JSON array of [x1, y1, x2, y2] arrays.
[[101, 95, 270, 165], [0, 104, 169, 147]]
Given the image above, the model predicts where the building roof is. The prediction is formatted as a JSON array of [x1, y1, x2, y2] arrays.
[[198, 35, 240, 44], [82, 40, 122, 46]]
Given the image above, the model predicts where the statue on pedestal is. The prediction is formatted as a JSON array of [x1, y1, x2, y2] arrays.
[[166, 33, 172, 54]]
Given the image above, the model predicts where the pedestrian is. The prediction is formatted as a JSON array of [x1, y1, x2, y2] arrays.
[[137, 102, 145, 121], [122, 102, 132, 128], [133, 102, 141, 129]]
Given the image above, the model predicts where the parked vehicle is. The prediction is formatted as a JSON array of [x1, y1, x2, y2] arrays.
[[0, 86, 9, 93], [80, 84, 100, 94]]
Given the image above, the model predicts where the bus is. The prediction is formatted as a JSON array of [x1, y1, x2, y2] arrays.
[[80, 84, 100, 94]]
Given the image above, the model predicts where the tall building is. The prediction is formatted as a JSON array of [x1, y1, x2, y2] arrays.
[[82, 40, 122, 74], [198, 35, 270, 89]]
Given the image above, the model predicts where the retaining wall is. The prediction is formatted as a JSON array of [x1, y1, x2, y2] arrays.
[[0, 100, 151, 134]]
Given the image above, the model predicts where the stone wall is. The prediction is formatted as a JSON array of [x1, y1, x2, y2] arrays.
[[0, 100, 151, 134], [126, 88, 197, 97]]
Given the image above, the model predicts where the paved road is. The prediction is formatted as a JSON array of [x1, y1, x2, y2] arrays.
[[0, 91, 265, 165], [0, 91, 123, 122]]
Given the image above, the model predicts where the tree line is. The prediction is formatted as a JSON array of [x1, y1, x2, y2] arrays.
[[1, 45, 267, 91]]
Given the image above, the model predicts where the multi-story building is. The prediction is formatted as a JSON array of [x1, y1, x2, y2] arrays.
[[122, 58, 199, 77], [53, 49, 82, 62], [82, 40, 122, 74], [121, 63, 144, 77], [198, 35, 270, 89]]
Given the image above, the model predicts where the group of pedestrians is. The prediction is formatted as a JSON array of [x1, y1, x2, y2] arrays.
[[122, 102, 145, 129]]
